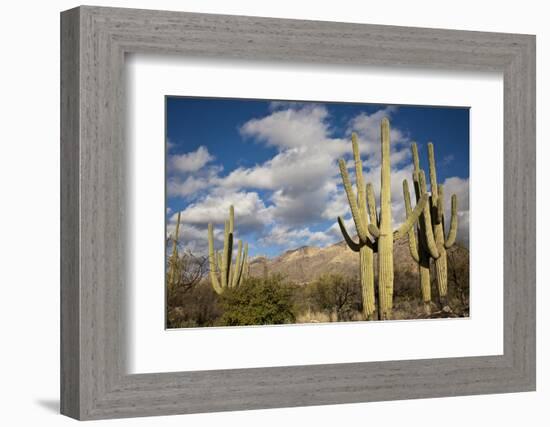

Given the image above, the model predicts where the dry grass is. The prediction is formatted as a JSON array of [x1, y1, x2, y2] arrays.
[[296, 309, 332, 323]]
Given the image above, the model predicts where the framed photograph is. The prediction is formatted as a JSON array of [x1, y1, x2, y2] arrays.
[[61, 6, 535, 420]]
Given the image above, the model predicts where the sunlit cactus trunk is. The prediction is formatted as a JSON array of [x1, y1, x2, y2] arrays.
[[377, 118, 394, 320], [207, 205, 248, 294], [359, 245, 375, 319]]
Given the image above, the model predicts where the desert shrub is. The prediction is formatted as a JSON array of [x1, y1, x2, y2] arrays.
[[393, 269, 419, 299], [446, 248, 470, 316], [307, 274, 361, 322], [166, 281, 221, 328], [218, 275, 296, 326]]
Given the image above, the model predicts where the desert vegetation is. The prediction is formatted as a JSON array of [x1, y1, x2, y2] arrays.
[[166, 265, 469, 328], [166, 117, 467, 327]]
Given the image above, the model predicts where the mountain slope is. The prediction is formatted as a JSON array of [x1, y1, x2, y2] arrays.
[[249, 237, 469, 287]]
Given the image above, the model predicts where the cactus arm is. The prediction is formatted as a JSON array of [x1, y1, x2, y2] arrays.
[[366, 182, 379, 226], [229, 205, 235, 233], [402, 179, 420, 263], [221, 220, 232, 289], [418, 170, 440, 259], [352, 134, 369, 235], [231, 240, 243, 288], [207, 223, 223, 294], [168, 212, 182, 290], [243, 258, 249, 280], [436, 184, 444, 224], [379, 118, 392, 232], [338, 159, 368, 241], [368, 223, 380, 238], [412, 143, 421, 172], [427, 143, 439, 207], [228, 264, 234, 289], [445, 194, 458, 248], [237, 242, 249, 285], [226, 230, 233, 285], [394, 193, 428, 240], [337, 216, 361, 252], [216, 251, 222, 273]]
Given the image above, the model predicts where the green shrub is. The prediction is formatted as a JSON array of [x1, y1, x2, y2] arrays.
[[218, 275, 296, 326]]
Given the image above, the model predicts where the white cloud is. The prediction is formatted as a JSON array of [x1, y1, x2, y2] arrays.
[[223, 105, 350, 227], [221, 146, 336, 191], [260, 224, 336, 248], [165, 221, 212, 255], [176, 190, 272, 235], [240, 105, 330, 150], [168, 145, 214, 173], [166, 103, 469, 255], [167, 175, 210, 197], [441, 176, 470, 246], [347, 107, 411, 170], [167, 164, 222, 198]]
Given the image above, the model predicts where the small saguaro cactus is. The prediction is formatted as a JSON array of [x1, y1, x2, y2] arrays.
[[207, 205, 249, 294], [167, 211, 182, 293], [338, 119, 428, 320], [404, 143, 458, 312]]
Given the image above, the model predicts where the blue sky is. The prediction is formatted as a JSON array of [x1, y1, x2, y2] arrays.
[[166, 97, 470, 258]]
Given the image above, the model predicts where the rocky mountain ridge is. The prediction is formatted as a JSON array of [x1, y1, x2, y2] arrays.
[[249, 237, 469, 286]]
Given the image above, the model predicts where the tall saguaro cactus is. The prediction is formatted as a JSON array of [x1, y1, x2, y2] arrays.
[[403, 146, 439, 315], [338, 119, 428, 320], [207, 205, 249, 294], [404, 142, 458, 312], [337, 133, 377, 319]]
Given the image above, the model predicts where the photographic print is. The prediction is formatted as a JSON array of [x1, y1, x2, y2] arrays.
[[165, 97, 469, 328]]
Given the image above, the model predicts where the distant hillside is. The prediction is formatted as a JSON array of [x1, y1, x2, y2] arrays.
[[249, 237, 469, 287]]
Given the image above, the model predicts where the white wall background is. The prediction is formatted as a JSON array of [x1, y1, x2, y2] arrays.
[[0, 0, 545, 425]]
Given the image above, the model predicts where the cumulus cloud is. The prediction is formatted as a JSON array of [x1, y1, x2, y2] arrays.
[[176, 190, 272, 235], [167, 163, 222, 198], [168, 145, 214, 173], [167, 175, 210, 197], [260, 224, 337, 248], [166, 103, 469, 255], [221, 105, 351, 228], [441, 176, 470, 246], [240, 105, 330, 150]]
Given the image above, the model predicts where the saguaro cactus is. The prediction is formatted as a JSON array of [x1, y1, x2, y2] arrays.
[[403, 143, 458, 312], [207, 205, 248, 294], [337, 133, 377, 319], [338, 119, 428, 320], [167, 211, 182, 292], [403, 149, 438, 315]]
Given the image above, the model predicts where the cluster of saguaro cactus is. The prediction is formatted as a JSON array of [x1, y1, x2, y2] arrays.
[[338, 118, 428, 320], [207, 205, 249, 294], [403, 143, 458, 312]]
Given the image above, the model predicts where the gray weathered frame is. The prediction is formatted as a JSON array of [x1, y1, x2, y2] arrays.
[[60, 5, 536, 420]]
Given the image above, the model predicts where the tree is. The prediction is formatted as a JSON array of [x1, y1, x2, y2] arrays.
[[167, 250, 208, 297], [218, 275, 295, 326], [309, 274, 361, 322]]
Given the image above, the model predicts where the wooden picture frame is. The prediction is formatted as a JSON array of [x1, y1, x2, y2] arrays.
[[60, 5, 536, 420]]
